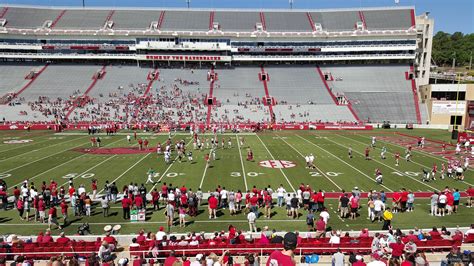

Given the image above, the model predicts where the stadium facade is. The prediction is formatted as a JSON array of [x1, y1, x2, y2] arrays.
[[0, 5, 434, 126]]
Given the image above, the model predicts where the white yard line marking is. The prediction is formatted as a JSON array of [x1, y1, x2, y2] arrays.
[[0, 136, 85, 162], [276, 134, 342, 190], [199, 163, 209, 189], [236, 134, 249, 191], [9, 138, 124, 190], [0, 139, 91, 174], [325, 134, 438, 191], [97, 153, 152, 194], [297, 134, 393, 192], [255, 134, 296, 192]]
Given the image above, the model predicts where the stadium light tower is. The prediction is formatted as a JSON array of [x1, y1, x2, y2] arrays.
[[186, 0, 191, 8], [289, 0, 294, 9]]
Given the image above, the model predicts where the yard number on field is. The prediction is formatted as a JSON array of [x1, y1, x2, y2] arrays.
[[309, 172, 343, 177], [391, 171, 421, 177], [231, 172, 264, 177], [62, 173, 95, 179]]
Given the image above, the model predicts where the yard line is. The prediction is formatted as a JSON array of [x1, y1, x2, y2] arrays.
[[0, 139, 91, 174], [8, 138, 124, 190], [338, 134, 474, 187], [275, 134, 342, 190], [322, 134, 438, 191], [59, 155, 118, 187], [296, 134, 393, 192], [0, 136, 85, 162], [255, 134, 296, 192], [199, 163, 209, 189], [236, 134, 249, 191], [97, 153, 152, 194]]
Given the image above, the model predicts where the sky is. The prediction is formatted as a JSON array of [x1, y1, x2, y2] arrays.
[[0, 0, 472, 33]]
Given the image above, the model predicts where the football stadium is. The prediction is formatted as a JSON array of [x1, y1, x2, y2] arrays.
[[0, 1, 473, 265]]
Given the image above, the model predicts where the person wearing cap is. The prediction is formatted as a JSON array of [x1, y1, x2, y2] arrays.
[[156, 226, 166, 241], [266, 232, 297, 266], [190, 254, 204, 266], [353, 255, 366, 266], [367, 253, 385, 266]]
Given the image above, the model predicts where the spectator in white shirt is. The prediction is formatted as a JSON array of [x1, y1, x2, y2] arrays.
[[320, 208, 330, 224]]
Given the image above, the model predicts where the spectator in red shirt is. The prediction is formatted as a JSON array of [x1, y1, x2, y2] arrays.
[[315, 217, 326, 238], [208, 195, 218, 219], [429, 227, 441, 239], [164, 250, 177, 266], [13, 186, 20, 205], [122, 195, 132, 220], [392, 191, 401, 213], [400, 188, 408, 212], [389, 237, 405, 259], [56, 232, 71, 244], [151, 189, 160, 211], [36, 232, 44, 243], [467, 186, 474, 208], [136, 230, 146, 243], [134, 195, 143, 209], [48, 206, 61, 230], [316, 190, 325, 211], [60, 200, 68, 227], [103, 232, 117, 250], [0, 189, 7, 211], [68, 186, 75, 198], [42, 230, 53, 243], [266, 232, 297, 266]]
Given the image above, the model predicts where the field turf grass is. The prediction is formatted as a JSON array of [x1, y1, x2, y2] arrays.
[[0, 129, 472, 235]]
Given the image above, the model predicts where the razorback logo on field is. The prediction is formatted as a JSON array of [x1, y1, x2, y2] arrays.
[[3, 139, 33, 144], [259, 160, 296, 169]]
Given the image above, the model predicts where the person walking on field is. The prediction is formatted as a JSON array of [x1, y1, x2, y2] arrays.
[[382, 207, 393, 230], [247, 210, 257, 232]]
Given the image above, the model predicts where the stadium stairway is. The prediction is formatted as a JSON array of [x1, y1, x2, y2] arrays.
[[206, 67, 217, 127], [410, 65, 422, 124], [259, 66, 275, 123], [1, 64, 49, 105], [132, 68, 159, 120], [65, 65, 107, 119], [316, 65, 360, 123]]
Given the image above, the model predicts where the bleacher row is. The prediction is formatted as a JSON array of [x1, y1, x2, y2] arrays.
[[0, 63, 419, 124], [0, 240, 100, 260], [1, 235, 470, 261], [0, 6, 414, 32], [131, 237, 466, 257]]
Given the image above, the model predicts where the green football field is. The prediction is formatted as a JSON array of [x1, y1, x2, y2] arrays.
[[0, 129, 472, 236]]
